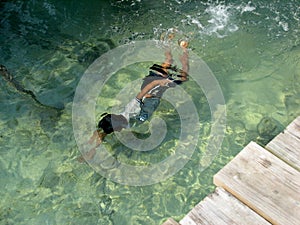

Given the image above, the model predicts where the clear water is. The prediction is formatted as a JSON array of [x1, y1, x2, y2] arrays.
[[0, 0, 299, 224]]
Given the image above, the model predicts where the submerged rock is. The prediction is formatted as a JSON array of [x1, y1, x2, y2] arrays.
[[38, 163, 60, 191], [257, 117, 277, 136], [57, 38, 116, 66], [256, 116, 283, 145], [38, 171, 60, 191]]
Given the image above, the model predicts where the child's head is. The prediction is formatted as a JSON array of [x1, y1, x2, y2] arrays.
[[98, 113, 128, 134]]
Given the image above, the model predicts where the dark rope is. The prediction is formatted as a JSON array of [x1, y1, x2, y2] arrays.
[[0, 64, 63, 111]]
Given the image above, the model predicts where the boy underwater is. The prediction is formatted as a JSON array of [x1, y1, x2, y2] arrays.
[[79, 40, 189, 162]]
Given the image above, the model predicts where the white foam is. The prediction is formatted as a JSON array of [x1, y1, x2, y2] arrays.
[[238, 1, 256, 14], [279, 21, 289, 32], [180, 2, 258, 38], [203, 4, 236, 38], [242, 5, 256, 13], [191, 18, 204, 30], [158, 2, 258, 40]]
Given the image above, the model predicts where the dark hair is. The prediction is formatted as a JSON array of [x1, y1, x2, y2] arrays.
[[98, 113, 128, 134], [149, 64, 168, 75]]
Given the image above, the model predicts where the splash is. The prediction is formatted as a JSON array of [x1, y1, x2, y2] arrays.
[[183, 2, 256, 38], [204, 4, 238, 38], [153, 2, 253, 40]]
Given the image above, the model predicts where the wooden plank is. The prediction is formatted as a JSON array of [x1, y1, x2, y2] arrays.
[[180, 187, 271, 225], [266, 131, 300, 171], [213, 141, 300, 225], [162, 218, 180, 225], [286, 116, 300, 139]]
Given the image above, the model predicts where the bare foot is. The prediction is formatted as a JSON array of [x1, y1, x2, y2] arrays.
[[178, 39, 189, 49]]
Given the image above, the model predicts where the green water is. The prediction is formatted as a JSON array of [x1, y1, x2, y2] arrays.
[[0, 0, 299, 224]]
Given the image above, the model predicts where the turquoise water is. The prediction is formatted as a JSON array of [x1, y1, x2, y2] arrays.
[[0, 0, 299, 224]]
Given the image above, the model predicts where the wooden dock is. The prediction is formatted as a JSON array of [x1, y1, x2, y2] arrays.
[[162, 116, 300, 225]]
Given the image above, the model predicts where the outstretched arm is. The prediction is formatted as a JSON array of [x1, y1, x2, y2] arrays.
[[179, 48, 189, 81], [78, 130, 107, 162]]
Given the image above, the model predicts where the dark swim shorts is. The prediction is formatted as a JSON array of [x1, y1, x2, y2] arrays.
[[137, 97, 160, 122]]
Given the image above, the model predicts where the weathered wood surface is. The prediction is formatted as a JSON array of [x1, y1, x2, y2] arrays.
[[214, 141, 300, 225], [286, 116, 300, 139], [162, 218, 180, 225], [180, 187, 271, 225], [161, 116, 300, 225], [266, 131, 300, 171], [266, 116, 300, 171]]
